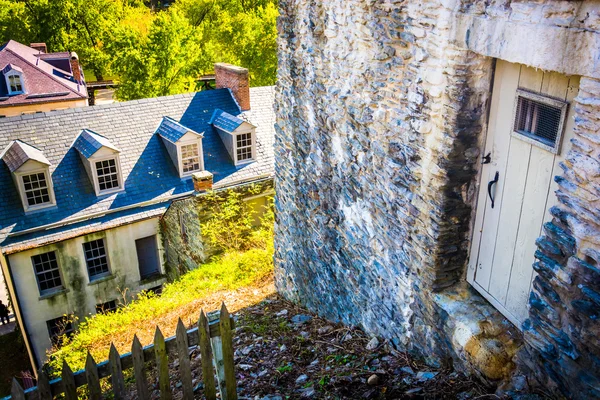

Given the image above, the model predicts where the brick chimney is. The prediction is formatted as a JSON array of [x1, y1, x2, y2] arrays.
[[214, 63, 250, 111], [70, 52, 82, 83], [192, 171, 213, 192], [30, 43, 47, 53]]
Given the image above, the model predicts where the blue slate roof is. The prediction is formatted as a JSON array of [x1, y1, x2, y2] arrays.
[[210, 109, 247, 133], [0, 87, 275, 252], [156, 116, 203, 143], [72, 129, 120, 158]]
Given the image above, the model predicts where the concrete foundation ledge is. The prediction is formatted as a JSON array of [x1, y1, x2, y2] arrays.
[[431, 282, 523, 382]]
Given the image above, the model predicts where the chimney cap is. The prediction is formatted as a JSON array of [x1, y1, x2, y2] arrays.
[[30, 42, 47, 53], [70, 52, 79, 61], [214, 63, 248, 75]]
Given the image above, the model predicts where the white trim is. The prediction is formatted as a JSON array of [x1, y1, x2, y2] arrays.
[[233, 127, 256, 166], [176, 137, 204, 178], [89, 154, 124, 196], [5, 69, 25, 95], [15, 167, 56, 212]]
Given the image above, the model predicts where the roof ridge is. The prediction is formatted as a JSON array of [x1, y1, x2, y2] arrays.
[[4, 42, 86, 99]]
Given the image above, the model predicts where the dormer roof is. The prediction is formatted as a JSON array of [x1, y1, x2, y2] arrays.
[[1, 140, 50, 172], [2, 63, 23, 74], [73, 129, 120, 158], [155, 116, 203, 143], [210, 109, 250, 133]]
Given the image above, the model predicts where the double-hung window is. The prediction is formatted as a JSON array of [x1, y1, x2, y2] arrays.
[[32, 251, 63, 295], [21, 172, 52, 208], [95, 158, 121, 193], [83, 239, 110, 281], [47, 316, 73, 346], [8, 73, 23, 94], [181, 143, 201, 174], [236, 132, 253, 163]]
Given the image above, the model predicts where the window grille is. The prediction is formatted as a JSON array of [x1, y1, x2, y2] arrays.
[[22, 172, 51, 206], [32, 251, 63, 294], [181, 143, 200, 173], [47, 316, 73, 345], [95, 158, 120, 191], [96, 300, 117, 314], [8, 74, 22, 93], [236, 132, 253, 162], [512, 89, 568, 154], [83, 239, 110, 280]]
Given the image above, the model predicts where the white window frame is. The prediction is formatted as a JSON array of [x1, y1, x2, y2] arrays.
[[82, 238, 112, 281], [5, 70, 24, 95], [15, 167, 56, 212], [90, 154, 124, 196], [176, 138, 204, 178], [233, 128, 256, 166]]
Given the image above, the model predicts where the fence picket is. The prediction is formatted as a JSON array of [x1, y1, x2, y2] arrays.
[[10, 379, 25, 400], [199, 310, 217, 400], [154, 327, 173, 400], [85, 352, 102, 400], [61, 361, 77, 400], [109, 343, 126, 399], [176, 319, 194, 400], [36, 368, 52, 400], [132, 334, 150, 400], [219, 303, 238, 400]]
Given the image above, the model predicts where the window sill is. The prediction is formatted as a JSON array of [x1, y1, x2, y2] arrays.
[[24, 204, 57, 215], [88, 274, 115, 286], [235, 159, 256, 167], [96, 188, 125, 197], [39, 288, 69, 301]]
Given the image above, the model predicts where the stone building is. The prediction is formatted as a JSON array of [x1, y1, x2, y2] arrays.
[[274, 0, 600, 397], [0, 64, 275, 368]]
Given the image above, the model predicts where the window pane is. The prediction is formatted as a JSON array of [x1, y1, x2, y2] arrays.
[[83, 239, 110, 279], [22, 172, 51, 207], [47, 316, 73, 346], [32, 251, 62, 294], [95, 159, 120, 191], [236, 133, 253, 162], [181, 143, 200, 173]]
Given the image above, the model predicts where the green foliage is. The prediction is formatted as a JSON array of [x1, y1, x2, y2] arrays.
[[0, 0, 278, 97], [47, 241, 273, 375]]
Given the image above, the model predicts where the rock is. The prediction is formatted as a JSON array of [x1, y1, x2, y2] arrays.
[[280, 344, 287, 351], [238, 364, 254, 371], [193, 382, 204, 392], [241, 345, 254, 355], [317, 325, 333, 334], [405, 387, 423, 394], [291, 314, 312, 324], [300, 387, 316, 398], [366, 337, 379, 350], [296, 374, 309, 385], [175, 382, 182, 388], [342, 333, 353, 342], [261, 396, 283, 400], [276, 309, 289, 317], [416, 371, 438, 381], [367, 374, 380, 386], [300, 331, 310, 338], [258, 369, 269, 377], [400, 366, 415, 375]]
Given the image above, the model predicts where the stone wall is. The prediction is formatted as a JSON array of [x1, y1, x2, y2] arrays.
[[274, 0, 600, 397], [161, 179, 274, 280]]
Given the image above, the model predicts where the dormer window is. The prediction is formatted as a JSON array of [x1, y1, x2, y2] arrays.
[[155, 116, 204, 178], [1, 140, 56, 212], [2, 64, 25, 95], [73, 129, 124, 196], [210, 109, 257, 166]]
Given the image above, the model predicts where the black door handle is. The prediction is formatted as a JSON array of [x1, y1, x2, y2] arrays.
[[488, 171, 499, 208]]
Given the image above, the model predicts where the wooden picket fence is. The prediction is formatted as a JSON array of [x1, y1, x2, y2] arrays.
[[4, 304, 238, 400]]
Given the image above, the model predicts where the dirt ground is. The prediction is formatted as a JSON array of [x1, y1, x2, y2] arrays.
[[156, 293, 497, 400]]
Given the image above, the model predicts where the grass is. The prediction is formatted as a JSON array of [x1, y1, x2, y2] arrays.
[[48, 244, 273, 375]]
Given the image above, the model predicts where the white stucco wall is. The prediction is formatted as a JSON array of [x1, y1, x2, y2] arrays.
[[7, 218, 166, 365]]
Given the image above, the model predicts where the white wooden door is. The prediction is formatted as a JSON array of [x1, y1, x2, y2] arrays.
[[467, 60, 579, 327]]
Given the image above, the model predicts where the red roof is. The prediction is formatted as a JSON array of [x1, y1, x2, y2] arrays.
[[0, 40, 87, 108]]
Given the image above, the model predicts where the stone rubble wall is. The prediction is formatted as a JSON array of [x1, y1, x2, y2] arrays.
[[274, 0, 600, 397]]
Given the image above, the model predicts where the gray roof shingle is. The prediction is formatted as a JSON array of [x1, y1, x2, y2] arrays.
[[210, 109, 247, 133], [0, 86, 275, 250]]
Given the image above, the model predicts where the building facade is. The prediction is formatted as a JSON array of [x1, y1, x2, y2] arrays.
[[274, 1, 600, 397], [0, 64, 275, 367]]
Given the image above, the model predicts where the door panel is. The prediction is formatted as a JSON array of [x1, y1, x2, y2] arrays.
[[468, 60, 574, 327], [136, 235, 160, 279]]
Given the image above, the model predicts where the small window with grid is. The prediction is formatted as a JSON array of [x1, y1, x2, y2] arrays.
[[512, 89, 568, 154], [47, 315, 73, 346], [96, 300, 117, 314], [83, 239, 110, 280], [32, 251, 63, 294], [95, 158, 120, 192], [236, 132, 253, 162], [181, 143, 201, 173], [7, 73, 23, 94], [22, 172, 51, 207]]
